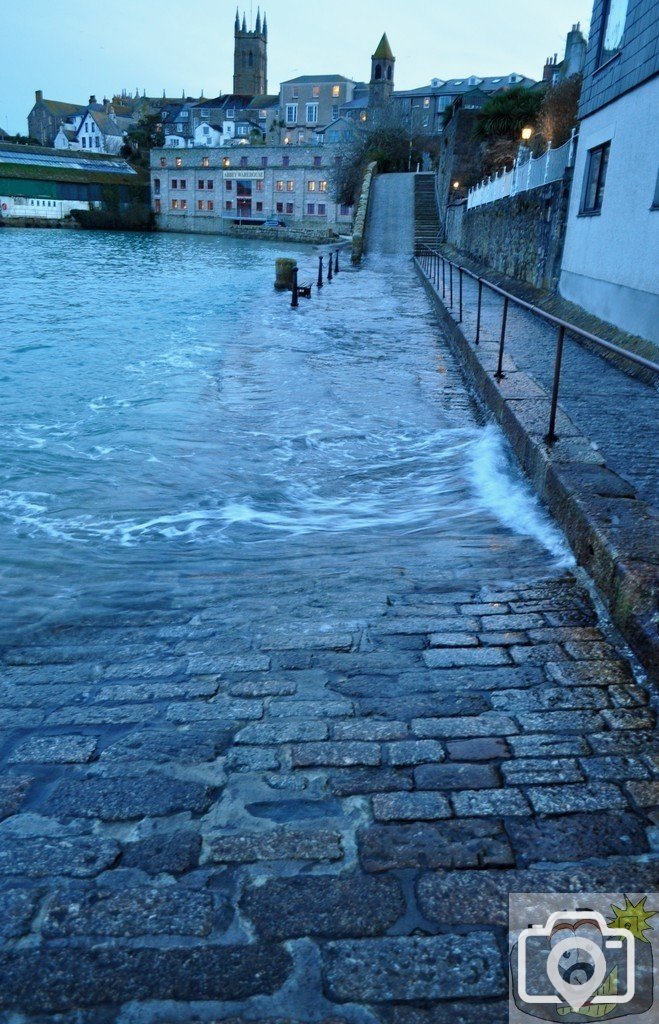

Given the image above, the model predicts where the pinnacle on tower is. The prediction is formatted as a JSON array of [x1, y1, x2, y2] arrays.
[[235, 7, 240, 31], [255, 7, 261, 33], [242, 13, 247, 32], [263, 12, 268, 37], [373, 33, 395, 62]]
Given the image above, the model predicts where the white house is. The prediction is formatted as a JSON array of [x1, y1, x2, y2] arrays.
[[559, 0, 659, 345], [75, 109, 132, 156], [193, 123, 224, 147]]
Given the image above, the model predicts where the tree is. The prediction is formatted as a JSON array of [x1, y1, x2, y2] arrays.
[[533, 76, 582, 152], [472, 87, 544, 174], [330, 106, 436, 206], [124, 114, 165, 167]]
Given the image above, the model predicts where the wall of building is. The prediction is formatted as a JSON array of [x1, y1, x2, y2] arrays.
[[559, 77, 659, 343], [454, 177, 571, 291], [444, 201, 465, 248], [435, 108, 482, 221], [151, 145, 353, 236]]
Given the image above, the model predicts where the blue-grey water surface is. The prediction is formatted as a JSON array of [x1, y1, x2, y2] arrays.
[[0, 229, 570, 639]]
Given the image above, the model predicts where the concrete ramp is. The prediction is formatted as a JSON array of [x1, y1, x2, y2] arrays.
[[365, 173, 415, 256]]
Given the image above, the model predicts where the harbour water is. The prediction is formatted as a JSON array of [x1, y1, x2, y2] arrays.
[[0, 228, 571, 640]]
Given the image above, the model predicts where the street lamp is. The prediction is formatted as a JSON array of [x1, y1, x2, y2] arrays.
[[521, 126, 533, 142]]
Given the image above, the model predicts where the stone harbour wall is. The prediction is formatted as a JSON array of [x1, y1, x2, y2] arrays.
[[455, 177, 571, 292]]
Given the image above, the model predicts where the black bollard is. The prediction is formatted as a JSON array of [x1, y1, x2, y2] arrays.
[[328, 252, 333, 282], [317, 256, 324, 289], [291, 268, 299, 308], [334, 250, 340, 274]]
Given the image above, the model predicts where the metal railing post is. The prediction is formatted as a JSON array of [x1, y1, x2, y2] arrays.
[[458, 268, 463, 323], [328, 252, 333, 282], [291, 268, 299, 308], [442, 258, 446, 299], [317, 256, 324, 289], [476, 279, 483, 345], [495, 296, 509, 380], [449, 262, 454, 308], [335, 250, 340, 274], [546, 325, 566, 443]]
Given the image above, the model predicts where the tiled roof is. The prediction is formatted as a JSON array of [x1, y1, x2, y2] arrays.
[[282, 75, 353, 85], [40, 99, 87, 117]]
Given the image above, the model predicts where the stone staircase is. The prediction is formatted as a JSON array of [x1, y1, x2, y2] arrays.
[[414, 173, 441, 252]]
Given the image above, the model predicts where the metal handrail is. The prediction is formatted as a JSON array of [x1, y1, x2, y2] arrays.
[[415, 244, 659, 442]]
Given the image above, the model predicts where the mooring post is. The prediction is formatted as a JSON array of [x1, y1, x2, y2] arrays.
[[291, 268, 299, 308], [335, 250, 340, 274], [318, 256, 324, 289], [328, 252, 333, 282]]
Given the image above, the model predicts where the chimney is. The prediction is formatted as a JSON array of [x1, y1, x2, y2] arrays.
[[89, 94, 97, 105], [35, 89, 43, 103]]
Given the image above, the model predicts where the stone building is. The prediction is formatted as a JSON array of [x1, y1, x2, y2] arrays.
[[543, 24, 588, 84], [394, 73, 536, 136], [28, 91, 87, 146], [279, 77, 356, 144], [559, 0, 659, 344], [369, 34, 396, 108], [233, 8, 268, 96], [150, 144, 353, 237]]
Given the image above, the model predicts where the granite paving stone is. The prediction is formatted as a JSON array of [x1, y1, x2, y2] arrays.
[[528, 782, 629, 814], [414, 763, 501, 790], [372, 792, 452, 821], [240, 875, 405, 939], [452, 788, 531, 817], [8, 735, 98, 765], [205, 828, 344, 863], [120, 831, 202, 875], [323, 934, 505, 1002], [45, 775, 215, 821], [0, 775, 34, 820], [358, 819, 514, 871], [41, 886, 216, 937], [506, 811, 651, 865], [291, 742, 381, 768]]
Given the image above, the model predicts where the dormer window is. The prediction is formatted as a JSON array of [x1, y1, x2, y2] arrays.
[[227, 108, 236, 119]]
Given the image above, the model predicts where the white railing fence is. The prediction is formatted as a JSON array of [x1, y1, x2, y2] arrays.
[[467, 130, 577, 210]]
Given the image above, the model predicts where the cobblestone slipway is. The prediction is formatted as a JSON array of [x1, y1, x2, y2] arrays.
[[0, 247, 657, 1023]]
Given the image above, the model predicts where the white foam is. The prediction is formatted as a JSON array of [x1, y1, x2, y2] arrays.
[[469, 425, 575, 566]]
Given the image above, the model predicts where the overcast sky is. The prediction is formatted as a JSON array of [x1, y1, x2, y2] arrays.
[[0, 0, 592, 135]]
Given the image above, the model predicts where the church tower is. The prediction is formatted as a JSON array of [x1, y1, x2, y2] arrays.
[[369, 33, 395, 107], [233, 8, 268, 96]]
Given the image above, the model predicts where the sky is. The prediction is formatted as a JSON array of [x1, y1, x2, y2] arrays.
[[0, 0, 593, 135]]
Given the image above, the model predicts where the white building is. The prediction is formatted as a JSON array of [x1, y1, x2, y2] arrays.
[[559, 0, 659, 345], [75, 109, 132, 156]]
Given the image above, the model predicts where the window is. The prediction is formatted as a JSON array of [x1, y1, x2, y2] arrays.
[[319, 180, 327, 192], [283, 155, 290, 168], [160, 157, 167, 167], [307, 203, 315, 215], [180, 111, 189, 119], [599, 0, 629, 64], [171, 199, 179, 209], [202, 157, 209, 167], [580, 141, 610, 214], [240, 156, 248, 167], [286, 202, 294, 214], [313, 156, 322, 168], [259, 109, 267, 120], [179, 179, 187, 189], [318, 204, 326, 216], [261, 156, 268, 167], [226, 200, 233, 210], [256, 180, 264, 192], [306, 103, 319, 125], [201, 109, 210, 117], [276, 202, 284, 213], [332, 85, 341, 98], [374, 64, 382, 81], [276, 180, 284, 192], [308, 181, 316, 192], [423, 97, 430, 108], [226, 180, 233, 191], [313, 85, 320, 98], [198, 180, 204, 189], [180, 199, 187, 210], [207, 180, 213, 189], [287, 180, 295, 192], [340, 204, 351, 216], [237, 126, 248, 136], [154, 199, 161, 213], [292, 88, 299, 99], [175, 157, 182, 167], [172, 179, 178, 189], [153, 178, 161, 193], [286, 104, 298, 124], [256, 201, 263, 211], [207, 200, 214, 211], [81, 137, 87, 148], [227, 108, 236, 118], [332, 105, 339, 121], [198, 199, 204, 210]]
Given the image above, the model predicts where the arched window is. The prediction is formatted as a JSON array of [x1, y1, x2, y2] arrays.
[[249, 51, 254, 67], [374, 64, 382, 80], [387, 66, 393, 81]]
